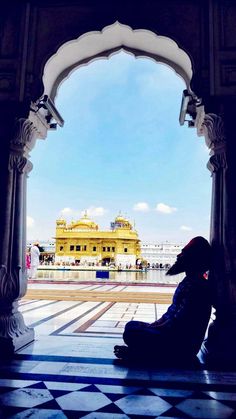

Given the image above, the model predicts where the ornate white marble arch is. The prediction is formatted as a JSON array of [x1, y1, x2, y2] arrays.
[[42, 21, 193, 101]]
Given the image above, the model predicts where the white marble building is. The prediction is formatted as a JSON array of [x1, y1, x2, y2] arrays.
[[141, 242, 184, 267]]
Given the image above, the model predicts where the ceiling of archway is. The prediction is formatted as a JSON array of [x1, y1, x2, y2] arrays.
[[43, 21, 193, 101]]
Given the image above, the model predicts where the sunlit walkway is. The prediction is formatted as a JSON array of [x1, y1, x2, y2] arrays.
[[26, 281, 175, 303]]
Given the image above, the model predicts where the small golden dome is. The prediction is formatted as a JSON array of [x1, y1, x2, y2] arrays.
[[72, 211, 99, 230], [56, 218, 66, 226], [113, 214, 132, 230], [115, 215, 125, 222]]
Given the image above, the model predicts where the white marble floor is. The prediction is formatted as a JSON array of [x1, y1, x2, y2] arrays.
[[19, 299, 169, 337]]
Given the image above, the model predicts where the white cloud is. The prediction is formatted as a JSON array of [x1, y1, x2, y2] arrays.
[[59, 207, 106, 220], [60, 207, 80, 220], [61, 207, 73, 215], [133, 202, 150, 212], [156, 203, 177, 214], [180, 225, 193, 231], [86, 207, 106, 217], [27, 216, 35, 228]]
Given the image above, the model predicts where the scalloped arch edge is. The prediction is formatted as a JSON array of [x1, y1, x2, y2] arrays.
[[43, 21, 193, 101]]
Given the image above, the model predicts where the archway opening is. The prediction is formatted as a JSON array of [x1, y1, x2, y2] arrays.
[[27, 49, 211, 281]]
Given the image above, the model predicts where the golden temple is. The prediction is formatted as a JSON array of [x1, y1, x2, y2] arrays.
[[55, 212, 140, 267]]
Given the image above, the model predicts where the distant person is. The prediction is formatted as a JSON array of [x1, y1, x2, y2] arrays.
[[30, 242, 40, 279], [114, 236, 212, 365], [25, 248, 31, 278]]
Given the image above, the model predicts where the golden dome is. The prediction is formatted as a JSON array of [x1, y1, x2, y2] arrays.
[[113, 214, 132, 230], [56, 218, 66, 226], [115, 215, 126, 222], [71, 211, 99, 230]]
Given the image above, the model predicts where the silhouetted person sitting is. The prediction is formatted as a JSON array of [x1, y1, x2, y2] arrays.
[[114, 236, 212, 365]]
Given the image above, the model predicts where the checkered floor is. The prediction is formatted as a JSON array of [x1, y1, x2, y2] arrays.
[[1, 376, 236, 418], [0, 298, 235, 418]]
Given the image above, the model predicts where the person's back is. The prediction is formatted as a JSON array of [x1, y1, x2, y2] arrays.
[[30, 243, 40, 279], [158, 273, 211, 357], [30, 244, 40, 266]]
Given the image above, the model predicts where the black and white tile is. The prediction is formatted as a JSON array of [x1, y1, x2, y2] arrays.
[[0, 372, 236, 418]]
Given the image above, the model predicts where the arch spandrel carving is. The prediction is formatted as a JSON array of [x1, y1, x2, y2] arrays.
[[42, 22, 193, 101]]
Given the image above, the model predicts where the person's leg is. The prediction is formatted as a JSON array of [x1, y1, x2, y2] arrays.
[[123, 320, 151, 347], [114, 321, 201, 367], [31, 266, 37, 279], [114, 320, 164, 361]]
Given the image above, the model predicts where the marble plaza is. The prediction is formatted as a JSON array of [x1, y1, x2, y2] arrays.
[[0, 292, 236, 418]]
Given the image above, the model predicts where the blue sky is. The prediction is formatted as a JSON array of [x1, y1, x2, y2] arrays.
[[27, 51, 211, 243]]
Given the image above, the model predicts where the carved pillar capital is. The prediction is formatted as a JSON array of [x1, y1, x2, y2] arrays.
[[8, 118, 35, 177], [202, 113, 226, 153], [11, 117, 37, 158], [200, 113, 227, 174], [11, 118, 36, 150]]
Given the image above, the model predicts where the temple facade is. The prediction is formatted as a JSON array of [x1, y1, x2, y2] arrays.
[[55, 213, 141, 267]]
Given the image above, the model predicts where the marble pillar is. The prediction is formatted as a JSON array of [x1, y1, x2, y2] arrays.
[[200, 113, 236, 368], [0, 115, 42, 356]]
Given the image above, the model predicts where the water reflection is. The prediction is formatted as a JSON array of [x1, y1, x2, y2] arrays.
[[37, 269, 184, 284]]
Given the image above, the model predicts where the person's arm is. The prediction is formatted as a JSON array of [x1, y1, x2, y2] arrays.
[[150, 277, 195, 329], [168, 279, 195, 322]]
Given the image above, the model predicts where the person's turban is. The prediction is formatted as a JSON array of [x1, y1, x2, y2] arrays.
[[182, 236, 212, 271]]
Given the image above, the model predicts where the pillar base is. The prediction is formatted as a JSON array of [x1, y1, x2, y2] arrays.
[[0, 327, 35, 358], [200, 320, 236, 369], [0, 300, 35, 357]]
